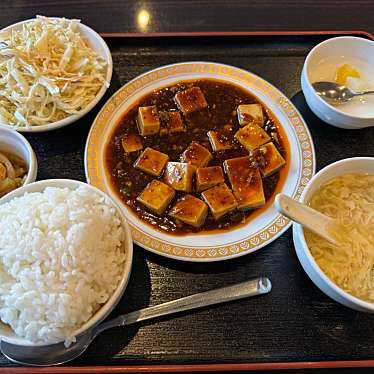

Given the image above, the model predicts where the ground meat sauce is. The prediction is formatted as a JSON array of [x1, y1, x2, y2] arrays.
[[105, 79, 289, 235]]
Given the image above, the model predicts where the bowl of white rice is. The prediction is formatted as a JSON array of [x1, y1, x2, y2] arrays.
[[0, 179, 133, 346]]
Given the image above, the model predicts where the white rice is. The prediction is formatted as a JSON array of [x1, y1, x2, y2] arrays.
[[0, 186, 126, 344]]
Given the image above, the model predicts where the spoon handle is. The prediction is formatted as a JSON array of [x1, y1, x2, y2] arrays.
[[93, 277, 271, 336], [274, 193, 336, 244], [355, 90, 374, 96]]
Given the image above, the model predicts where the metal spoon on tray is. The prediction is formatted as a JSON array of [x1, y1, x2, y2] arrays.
[[0, 277, 271, 366], [312, 81, 374, 105], [274, 194, 338, 245]]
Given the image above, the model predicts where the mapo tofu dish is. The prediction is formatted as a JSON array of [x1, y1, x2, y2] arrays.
[[106, 79, 289, 234]]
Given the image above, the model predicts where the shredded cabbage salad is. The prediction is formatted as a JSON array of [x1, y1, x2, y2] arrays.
[[0, 16, 108, 127]]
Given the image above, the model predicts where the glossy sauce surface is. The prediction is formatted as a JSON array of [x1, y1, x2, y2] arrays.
[[105, 79, 289, 235]]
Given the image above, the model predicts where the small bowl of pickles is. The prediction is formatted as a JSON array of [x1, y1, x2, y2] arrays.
[[0, 127, 37, 198]]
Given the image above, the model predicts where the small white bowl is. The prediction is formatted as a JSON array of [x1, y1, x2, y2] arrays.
[[0, 179, 133, 346], [293, 157, 374, 312], [0, 18, 113, 133], [0, 127, 37, 187], [301, 36, 374, 129]]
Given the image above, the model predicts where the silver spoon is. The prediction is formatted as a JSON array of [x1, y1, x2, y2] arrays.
[[0, 277, 271, 366], [274, 194, 338, 245], [312, 81, 374, 105]]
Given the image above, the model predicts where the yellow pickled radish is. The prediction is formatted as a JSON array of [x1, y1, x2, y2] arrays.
[[335, 64, 360, 85], [0, 163, 6, 180]]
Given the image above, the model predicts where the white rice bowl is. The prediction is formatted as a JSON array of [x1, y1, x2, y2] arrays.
[[0, 185, 127, 345]]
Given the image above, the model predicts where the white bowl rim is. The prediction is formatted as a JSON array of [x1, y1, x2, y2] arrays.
[[0, 17, 113, 133], [295, 156, 374, 311], [303, 36, 374, 120], [0, 126, 37, 185], [0, 178, 133, 346]]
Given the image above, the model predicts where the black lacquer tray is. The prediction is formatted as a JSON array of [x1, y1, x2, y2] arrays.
[[4, 31, 374, 372]]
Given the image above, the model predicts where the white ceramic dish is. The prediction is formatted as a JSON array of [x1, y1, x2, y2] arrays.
[[0, 179, 133, 346], [293, 157, 374, 313], [85, 62, 316, 262], [0, 18, 113, 133], [0, 127, 37, 186], [301, 36, 374, 129]]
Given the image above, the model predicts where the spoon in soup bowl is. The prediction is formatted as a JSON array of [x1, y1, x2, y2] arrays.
[[312, 81, 374, 105], [274, 194, 339, 245]]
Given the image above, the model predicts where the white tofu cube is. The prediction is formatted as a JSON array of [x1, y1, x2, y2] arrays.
[[235, 123, 270, 151], [166, 111, 185, 133], [237, 104, 264, 126], [137, 180, 175, 215], [121, 133, 143, 153], [258, 142, 286, 177], [137, 106, 160, 136], [159, 111, 185, 135], [181, 141, 212, 167], [169, 194, 208, 227], [207, 131, 233, 152], [134, 147, 169, 177], [224, 156, 265, 210], [163, 162, 195, 192], [196, 166, 225, 192], [201, 183, 238, 220], [175, 87, 208, 115]]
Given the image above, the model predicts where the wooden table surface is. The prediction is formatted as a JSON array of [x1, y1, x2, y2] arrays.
[[0, 0, 374, 35], [0, 1, 374, 374]]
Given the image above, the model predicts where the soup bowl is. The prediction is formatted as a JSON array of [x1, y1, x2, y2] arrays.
[[293, 157, 374, 312], [301, 36, 374, 129]]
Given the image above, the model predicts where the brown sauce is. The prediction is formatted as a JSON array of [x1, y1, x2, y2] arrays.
[[105, 79, 290, 235]]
